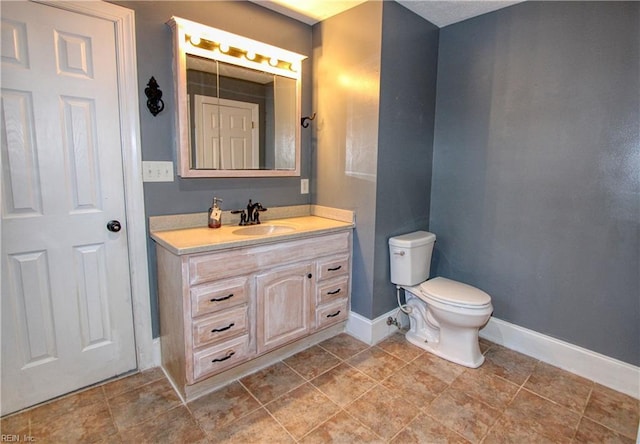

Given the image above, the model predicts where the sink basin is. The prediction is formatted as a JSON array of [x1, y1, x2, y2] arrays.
[[232, 224, 296, 236]]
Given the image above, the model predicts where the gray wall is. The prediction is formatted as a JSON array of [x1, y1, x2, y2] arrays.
[[312, 2, 383, 318], [313, 2, 439, 319], [431, 1, 639, 365], [113, 1, 313, 336], [373, 2, 439, 318]]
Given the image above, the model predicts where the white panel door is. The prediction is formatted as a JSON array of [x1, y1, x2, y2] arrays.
[[194, 95, 258, 169], [220, 105, 256, 169], [195, 94, 221, 169], [1, 1, 137, 415]]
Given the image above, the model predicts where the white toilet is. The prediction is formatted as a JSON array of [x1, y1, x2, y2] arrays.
[[389, 231, 493, 368]]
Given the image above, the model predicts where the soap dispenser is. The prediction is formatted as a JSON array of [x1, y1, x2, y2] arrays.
[[208, 197, 223, 229]]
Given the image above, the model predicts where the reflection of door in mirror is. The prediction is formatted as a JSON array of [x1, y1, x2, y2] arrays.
[[187, 61, 270, 170], [194, 95, 258, 169]]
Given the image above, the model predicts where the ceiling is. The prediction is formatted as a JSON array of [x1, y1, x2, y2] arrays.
[[250, 0, 523, 28]]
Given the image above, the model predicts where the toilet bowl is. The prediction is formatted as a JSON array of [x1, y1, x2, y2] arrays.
[[389, 231, 493, 368], [405, 277, 492, 367]]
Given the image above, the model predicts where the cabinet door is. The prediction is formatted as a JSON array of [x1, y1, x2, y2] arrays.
[[256, 263, 313, 354]]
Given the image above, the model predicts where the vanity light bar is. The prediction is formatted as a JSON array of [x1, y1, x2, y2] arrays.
[[186, 35, 296, 72], [170, 16, 306, 79]]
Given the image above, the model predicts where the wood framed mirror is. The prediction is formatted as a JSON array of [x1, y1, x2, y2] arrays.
[[168, 17, 306, 178]]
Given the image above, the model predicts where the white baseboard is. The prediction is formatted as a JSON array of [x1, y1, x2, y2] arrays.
[[480, 317, 639, 400], [347, 310, 639, 400], [347, 309, 404, 345], [142, 337, 162, 370]]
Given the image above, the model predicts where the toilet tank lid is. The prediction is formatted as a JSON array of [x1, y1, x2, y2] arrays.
[[389, 231, 436, 248], [420, 277, 491, 306]]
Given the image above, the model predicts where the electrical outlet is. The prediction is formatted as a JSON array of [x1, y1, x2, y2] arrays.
[[142, 161, 174, 182], [300, 178, 309, 194]]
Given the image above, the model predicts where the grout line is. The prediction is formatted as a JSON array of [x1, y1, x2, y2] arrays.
[[297, 409, 343, 442], [259, 405, 299, 443], [579, 385, 595, 416], [259, 382, 346, 444], [316, 344, 368, 362], [103, 367, 167, 401], [180, 402, 211, 441], [394, 408, 422, 442], [187, 379, 268, 439], [519, 386, 588, 417], [572, 383, 595, 442], [258, 361, 307, 403], [237, 376, 271, 407], [421, 406, 474, 443], [100, 385, 121, 440], [296, 384, 351, 441], [337, 405, 387, 442], [280, 354, 343, 383]]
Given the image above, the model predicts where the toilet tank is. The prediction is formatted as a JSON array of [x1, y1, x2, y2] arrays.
[[389, 231, 436, 286]]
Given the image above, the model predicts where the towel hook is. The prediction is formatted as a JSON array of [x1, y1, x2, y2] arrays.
[[301, 113, 316, 128]]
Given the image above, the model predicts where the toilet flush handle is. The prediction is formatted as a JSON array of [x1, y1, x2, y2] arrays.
[[394, 251, 405, 256]]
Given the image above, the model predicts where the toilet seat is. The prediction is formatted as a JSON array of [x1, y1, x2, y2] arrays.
[[419, 277, 491, 309]]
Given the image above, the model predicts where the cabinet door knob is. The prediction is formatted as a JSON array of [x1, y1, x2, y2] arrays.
[[307, 273, 312, 279]]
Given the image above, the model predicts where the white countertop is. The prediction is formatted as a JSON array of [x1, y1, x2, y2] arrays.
[[151, 215, 354, 255]]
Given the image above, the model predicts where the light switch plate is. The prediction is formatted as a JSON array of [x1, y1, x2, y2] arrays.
[[300, 178, 309, 194], [143, 161, 174, 182]]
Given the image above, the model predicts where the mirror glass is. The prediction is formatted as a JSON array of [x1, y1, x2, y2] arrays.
[[186, 56, 297, 171], [168, 17, 306, 178]]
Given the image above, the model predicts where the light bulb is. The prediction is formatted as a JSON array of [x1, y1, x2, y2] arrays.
[[189, 35, 201, 46], [219, 43, 230, 53], [269, 57, 279, 67], [246, 50, 256, 60]]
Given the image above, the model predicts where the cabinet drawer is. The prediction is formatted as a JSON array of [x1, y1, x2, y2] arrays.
[[192, 335, 252, 382], [317, 255, 349, 281], [316, 275, 349, 305], [190, 277, 249, 317], [189, 231, 350, 285], [192, 305, 248, 348], [316, 300, 348, 330]]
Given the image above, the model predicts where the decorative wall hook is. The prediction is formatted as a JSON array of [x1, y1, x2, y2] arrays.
[[301, 113, 316, 128], [145, 77, 164, 116]]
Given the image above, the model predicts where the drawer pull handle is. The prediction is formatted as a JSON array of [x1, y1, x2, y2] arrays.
[[212, 350, 235, 363], [327, 288, 341, 295], [326, 310, 341, 318], [211, 323, 235, 333], [210, 294, 234, 302], [328, 265, 342, 271]]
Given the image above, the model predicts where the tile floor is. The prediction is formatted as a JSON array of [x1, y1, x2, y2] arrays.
[[1, 332, 638, 443]]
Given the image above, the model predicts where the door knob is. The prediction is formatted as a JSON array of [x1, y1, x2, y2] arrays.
[[107, 220, 122, 232]]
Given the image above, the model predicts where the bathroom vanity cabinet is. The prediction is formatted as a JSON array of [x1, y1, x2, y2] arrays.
[[154, 220, 352, 400]]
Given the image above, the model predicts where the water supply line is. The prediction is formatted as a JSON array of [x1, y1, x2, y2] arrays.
[[386, 285, 413, 329], [396, 285, 431, 338], [396, 285, 412, 314]]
